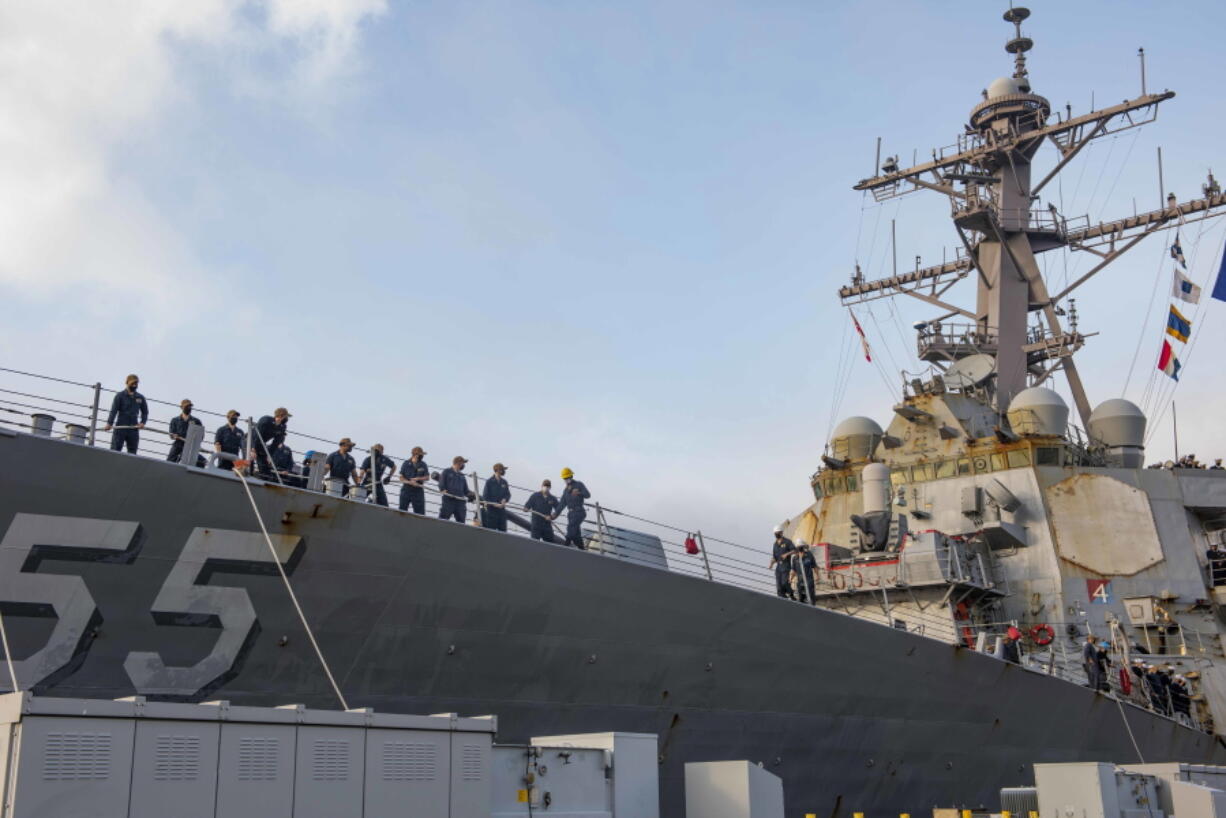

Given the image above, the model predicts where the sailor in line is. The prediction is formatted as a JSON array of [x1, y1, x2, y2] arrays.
[[999, 626, 1022, 665], [792, 539, 817, 605], [524, 479, 559, 542], [1082, 634, 1110, 692], [438, 456, 474, 522], [324, 437, 358, 497], [481, 463, 512, 531], [272, 443, 299, 486], [398, 446, 430, 514], [359, 444, 395, 506], [254, 408, 291, 479], [770, 525, 797, 600], [553, 468, 590, 548], [104, 374, 148, 453], [166, 399, 203, 465], [213, 410, 246, 471]]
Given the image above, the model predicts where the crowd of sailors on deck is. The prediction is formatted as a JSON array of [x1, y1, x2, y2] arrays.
[[102, 375, 593, 547], [1148, 454, 1225, 470], [1081, 634, 1195, 725]]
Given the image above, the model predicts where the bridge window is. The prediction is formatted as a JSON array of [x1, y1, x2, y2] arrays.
[[935, 460, 956, 479], [890, 468, 908, 487], [1036, 447, 1060, 466], [911, 463, 933, 482], [990, 453, 1007, 471], [1006, 449, 1031, 468], [957, 458, 972, 476]]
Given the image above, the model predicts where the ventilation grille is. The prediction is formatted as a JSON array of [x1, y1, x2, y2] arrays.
[[154, 734, 201, 782], [461, 744, 483, 781], [382, 741, 436, 781], [237, 736, 280, 781], [312, 739, 350, 781], [43, 732, 112, 781]]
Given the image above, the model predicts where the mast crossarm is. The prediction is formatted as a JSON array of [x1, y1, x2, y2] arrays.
[[839, 257, 973, 302], [852, 91, 1175, 194], [1066, 192, 1226, 247]]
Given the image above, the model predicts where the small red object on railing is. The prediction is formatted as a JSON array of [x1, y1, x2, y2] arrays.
[[684, 535, 699, 555]]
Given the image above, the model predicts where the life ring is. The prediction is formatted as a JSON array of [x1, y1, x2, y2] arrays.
[[1030, 624, 1055, 646]]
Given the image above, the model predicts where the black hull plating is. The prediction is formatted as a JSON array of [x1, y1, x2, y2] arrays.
[[0, 431, 1221, 815]]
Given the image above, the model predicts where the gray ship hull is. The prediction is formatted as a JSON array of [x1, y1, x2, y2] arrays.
[[0, 429, 1221, 815]]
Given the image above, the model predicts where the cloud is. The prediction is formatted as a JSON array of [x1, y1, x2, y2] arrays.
[[0, 0, 387, 330]]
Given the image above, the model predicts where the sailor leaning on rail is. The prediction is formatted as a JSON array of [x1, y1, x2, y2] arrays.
[[253, 407, 290, 478], [104, 373, 147, 453]]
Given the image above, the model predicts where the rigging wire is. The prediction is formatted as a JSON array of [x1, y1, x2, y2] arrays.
[[1122, 239, 1170, 398], [232, 466, 350, 711]]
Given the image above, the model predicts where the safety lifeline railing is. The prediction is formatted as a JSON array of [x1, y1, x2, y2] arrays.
[[0, 366, 774, 597]]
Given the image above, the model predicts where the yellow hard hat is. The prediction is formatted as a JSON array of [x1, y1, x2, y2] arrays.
[[560, 467, 574, 479]]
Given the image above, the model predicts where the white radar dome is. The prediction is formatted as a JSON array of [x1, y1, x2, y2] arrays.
[[987, 77, 1023, 98], [830, 416, 884, 461], [1006, 386, 1068, 437], [1088, 399, 1146, 448], [1088, 398, 1147, 468]]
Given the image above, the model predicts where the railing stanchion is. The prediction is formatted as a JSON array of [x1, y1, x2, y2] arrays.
[[471, 471, 481, 525], [87, 382, 102, 446], [696, 530, 714, 581]]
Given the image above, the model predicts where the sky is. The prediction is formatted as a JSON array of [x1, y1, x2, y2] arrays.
[[2, 0, 1225, 549]]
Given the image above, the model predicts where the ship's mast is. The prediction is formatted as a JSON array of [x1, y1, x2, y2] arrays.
[[841, 7, 1226, 428]]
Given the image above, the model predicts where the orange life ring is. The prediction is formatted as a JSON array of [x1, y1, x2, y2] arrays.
[[1030, 624, 1055, 646]]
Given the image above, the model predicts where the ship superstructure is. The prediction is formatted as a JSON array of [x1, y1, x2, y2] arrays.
[[791, 7, 1226, 731]]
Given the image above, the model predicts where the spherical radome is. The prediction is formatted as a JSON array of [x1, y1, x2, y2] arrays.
[[987, 77, 1022, 98]]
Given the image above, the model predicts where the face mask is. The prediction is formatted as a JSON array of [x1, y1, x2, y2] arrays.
[[128, 384, 138, 392], [183, 407, 192, 416]]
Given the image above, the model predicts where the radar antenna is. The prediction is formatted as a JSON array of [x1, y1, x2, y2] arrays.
[[840, 7, 1226, 427]]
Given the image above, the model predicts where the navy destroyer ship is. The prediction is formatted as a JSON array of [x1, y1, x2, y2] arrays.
[[3, 7, 1226, 815]]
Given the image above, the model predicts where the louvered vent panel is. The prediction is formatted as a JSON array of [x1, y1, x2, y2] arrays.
[[312, 739, 350, 781], [461, 744, 483, 781], [154, 734, 201, 781], [382, 741, 436, 781], [237, 737, 280, 781], [43, 732, 112, 781]]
